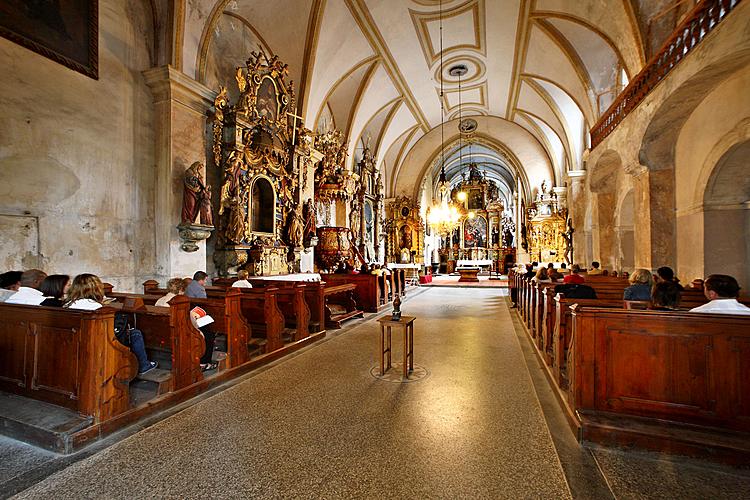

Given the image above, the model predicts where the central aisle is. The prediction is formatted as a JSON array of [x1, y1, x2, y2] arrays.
[[17, 288, 571, 498]]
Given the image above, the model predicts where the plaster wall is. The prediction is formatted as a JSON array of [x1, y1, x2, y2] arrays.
[[0, 0, 156, 291]]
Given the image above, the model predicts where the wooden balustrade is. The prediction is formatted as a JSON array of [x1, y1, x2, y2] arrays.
[[590, 0, 742, 148]]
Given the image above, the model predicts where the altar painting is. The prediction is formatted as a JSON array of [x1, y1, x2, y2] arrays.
[[464, 216, 487, 248]]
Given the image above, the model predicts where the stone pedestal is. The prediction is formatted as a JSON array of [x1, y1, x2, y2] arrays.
[[144, 65, 217, 281]]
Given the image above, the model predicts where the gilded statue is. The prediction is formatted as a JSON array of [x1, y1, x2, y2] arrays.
[[182, 162, 213, 226], [286, 204, 304, 248], [302, 198, 316, 246]]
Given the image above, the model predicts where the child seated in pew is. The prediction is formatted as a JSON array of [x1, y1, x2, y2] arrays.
[[65, 273, 158, 374], [689, 274, 750, 315], [156, 277, 219, 371], [623, 269, 653, 301], [231, 269, 253, 288], [650, 281, 681, 310], [39, 274, 70, 307]]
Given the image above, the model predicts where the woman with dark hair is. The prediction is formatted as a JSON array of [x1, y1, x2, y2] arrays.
[[650, 281, 682, 310], [655, 266, 684, 290], [65, 274, 158, 374], [39, 274, 70, 307]]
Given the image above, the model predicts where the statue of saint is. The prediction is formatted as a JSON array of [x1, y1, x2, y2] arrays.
[[287, 204, 304, 249], [399, 224, 412, 251], [563, 218, 575, 264], [181, 162, 213, 226], [503, 227, 514, 247], [302, 198, 316, 246]]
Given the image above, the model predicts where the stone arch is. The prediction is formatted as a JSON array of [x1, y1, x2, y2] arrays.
[[702, 139, 750, 289]]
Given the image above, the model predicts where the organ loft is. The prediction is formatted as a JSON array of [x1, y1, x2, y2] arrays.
[[0, 0, 749, 497]]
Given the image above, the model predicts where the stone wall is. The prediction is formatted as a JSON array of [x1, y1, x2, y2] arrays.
[[0, 0, 156, 291]]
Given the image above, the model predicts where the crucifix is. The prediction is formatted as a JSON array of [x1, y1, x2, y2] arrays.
[[286, 111, 304, 145]]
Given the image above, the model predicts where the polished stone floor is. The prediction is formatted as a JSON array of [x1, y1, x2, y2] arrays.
[[4, 287, 750, 499]]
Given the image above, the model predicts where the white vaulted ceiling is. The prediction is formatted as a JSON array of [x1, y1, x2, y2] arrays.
[[185, 0, 644, 197]]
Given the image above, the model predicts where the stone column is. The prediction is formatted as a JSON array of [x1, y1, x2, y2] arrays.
[[566, 170, 587, 265], [143, 65, 216, 283]]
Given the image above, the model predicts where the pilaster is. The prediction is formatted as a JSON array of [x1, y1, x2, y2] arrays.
[[143, 65, 217, 282]]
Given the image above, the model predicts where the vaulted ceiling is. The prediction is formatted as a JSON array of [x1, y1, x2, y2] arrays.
[[183, 0, 645, 198]]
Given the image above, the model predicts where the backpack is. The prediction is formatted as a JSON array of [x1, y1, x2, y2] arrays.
[[554, 283, 597, 299]]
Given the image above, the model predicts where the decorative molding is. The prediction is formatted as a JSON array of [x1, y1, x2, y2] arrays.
[[410, 0, 486, 67], [143, 65, 217, 114], [505, 0, 533, 120]]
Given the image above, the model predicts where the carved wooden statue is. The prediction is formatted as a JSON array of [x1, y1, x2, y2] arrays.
[[182, 162, 213, 226]]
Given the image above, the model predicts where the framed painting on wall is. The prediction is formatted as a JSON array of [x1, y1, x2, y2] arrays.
[[0, 1, 99, 79]]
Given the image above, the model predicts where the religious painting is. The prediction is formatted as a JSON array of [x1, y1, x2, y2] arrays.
[[0, 0, 98, 79], [257, 76, 278, 123], [464, 216, 487, 248], [468, 188, 484, 210]]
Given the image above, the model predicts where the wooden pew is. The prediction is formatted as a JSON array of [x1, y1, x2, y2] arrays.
[[117, 296, 204, 391], [0, 303, 137, 423], [568, 307, 750, 458], [323, 283, 364, 329], [320, 273, 383, 313], [139, 282, 252, 367], [238, 281, 311, 342]]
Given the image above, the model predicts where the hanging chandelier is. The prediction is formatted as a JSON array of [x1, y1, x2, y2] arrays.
[[428, 0, 464, 237]]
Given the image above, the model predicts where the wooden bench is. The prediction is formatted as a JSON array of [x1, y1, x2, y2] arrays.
[[568, 307, 750, 461], [320, 273, 384, 313], [0, 303, 137, 423], [323, 283, 364, 329]]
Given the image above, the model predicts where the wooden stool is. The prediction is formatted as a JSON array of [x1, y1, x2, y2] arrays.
[[377, 316, 416, 378]]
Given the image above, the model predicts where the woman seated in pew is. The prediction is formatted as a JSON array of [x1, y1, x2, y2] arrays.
[[650, 281, 681, 310], [231, 269, 253, 288], [155, 278, 219, 371], [623, 269, 653, 301], [655, 266, 684, 290], [39, 274, 70, 307], [532, 267, 550, 282], [65, 273, 158, 374]]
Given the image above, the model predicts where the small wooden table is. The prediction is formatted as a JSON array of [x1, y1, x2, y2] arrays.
[[458, 268, 480, 282], [377, 316, 416, 378]]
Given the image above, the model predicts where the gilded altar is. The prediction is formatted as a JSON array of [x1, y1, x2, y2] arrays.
[[526, 183, 566, 262], [211, 51, 312, 276], [385, 197, 424, 264]]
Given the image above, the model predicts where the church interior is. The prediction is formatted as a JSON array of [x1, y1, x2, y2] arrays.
[[1, 0, 750, 497]]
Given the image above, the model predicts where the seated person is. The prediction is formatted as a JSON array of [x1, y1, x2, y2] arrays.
[[523, 264, 535, 279], [39, 274, 71, 307], [689, 274, 750, 315], [155, 277, 187, 307], [532, 267, 550, 282], [587, 261, 603, 275], [0, 270, 22, 302], [547, 263, 564, 281], [563, 264, 585, 284], [168, 275, 219, 370], [65, 273, 158, 374], [6, 269, 47, 305], [186, 271, 209, 298], [650, 281, 681, 310], [231, 269, 253, 288], [623, 268, 653, 301], [560, 262, 568, 273], [654, 266, 684, 290]]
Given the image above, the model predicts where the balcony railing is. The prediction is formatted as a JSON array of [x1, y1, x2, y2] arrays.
[[590, 0, 742, 149]]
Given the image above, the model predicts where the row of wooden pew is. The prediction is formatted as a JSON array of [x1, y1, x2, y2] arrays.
[[0, 270, 414, 452], [509, 270, 750, 462]]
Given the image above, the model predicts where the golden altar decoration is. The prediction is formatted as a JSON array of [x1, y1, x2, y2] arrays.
[[527, 182, 566, 263], [385, 197, 424, 264], [211, 51, 311, 276]]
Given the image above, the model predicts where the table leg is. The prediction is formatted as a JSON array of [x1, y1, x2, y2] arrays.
[[380, 325, 385, 376], [403, 326, 408, 379], [409, 324, 414, 372], [387, 326, 392, 371]]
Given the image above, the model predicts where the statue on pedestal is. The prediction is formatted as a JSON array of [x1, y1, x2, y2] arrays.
[[563, 218, 575, 264], [181, 162, 213, 226]]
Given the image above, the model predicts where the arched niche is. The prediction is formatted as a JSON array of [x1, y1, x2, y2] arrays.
[[251, 176, 276, 235], [703, 140, 750, 289], [590, 149, 621, 270]]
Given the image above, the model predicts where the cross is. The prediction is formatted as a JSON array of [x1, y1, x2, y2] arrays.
[[286, 111, 304, 145]]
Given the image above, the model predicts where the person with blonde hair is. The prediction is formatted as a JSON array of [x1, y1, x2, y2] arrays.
[[532, 267, 550, 282], [623, 268, 653, 301], [155, 278, 188, 307], [66, 274, 158, 374], [232, 269, 253, 288]]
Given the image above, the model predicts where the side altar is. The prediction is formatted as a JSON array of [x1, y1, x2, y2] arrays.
[[211, 52, 314, 276]]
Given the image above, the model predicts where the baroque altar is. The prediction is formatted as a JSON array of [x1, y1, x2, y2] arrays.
[[385, 197, 424, 264], [211, 51, 312, 276], [526, 182, 566, 263]]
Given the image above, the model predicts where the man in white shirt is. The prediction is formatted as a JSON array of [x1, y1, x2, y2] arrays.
[[6, 269, 47, 305], [0, 271, 22, 302], [690, 274, 750, 315]]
